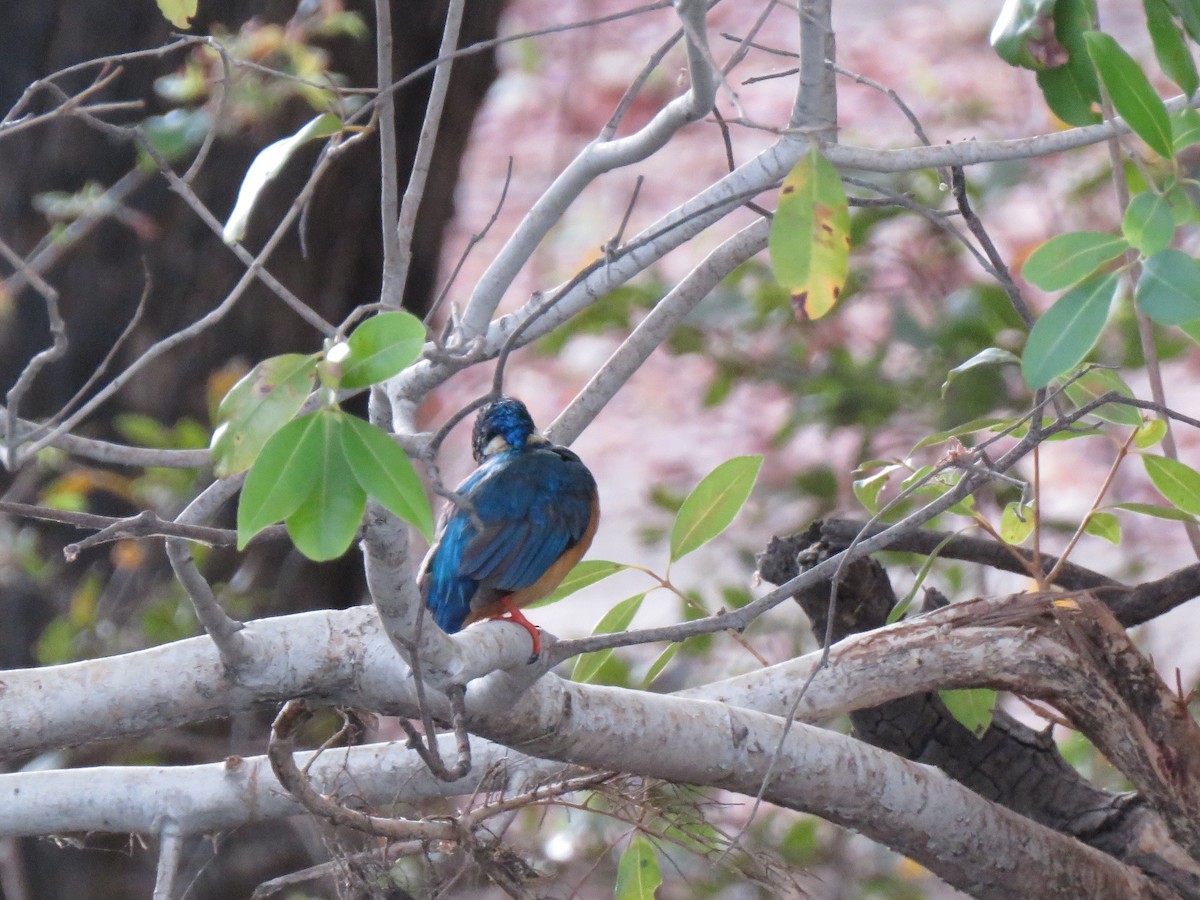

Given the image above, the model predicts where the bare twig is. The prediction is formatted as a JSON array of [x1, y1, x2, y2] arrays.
[[390, 0, 465, 303], [268, 699, 460, 841], [152, 823, 185, 900]]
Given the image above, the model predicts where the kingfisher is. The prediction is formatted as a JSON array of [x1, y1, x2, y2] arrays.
[[420, 397, 599, 656]]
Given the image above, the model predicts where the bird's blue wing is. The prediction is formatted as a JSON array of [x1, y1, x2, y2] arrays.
[[422, 445, 597, 631], [459, 447, 596, 598]]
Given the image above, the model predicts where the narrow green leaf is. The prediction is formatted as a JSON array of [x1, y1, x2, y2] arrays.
[[285, 411, 366, 561], [156, 0, 197, 28], [211, 354, 318, 478], [615, 835, 662, 900], [1000, 501, 1036, 545], [1083, 511, 1121, 543], [1168, 0, 1200, 42], [338, 311, 427, 389], [642, 643, 680, 688], [339, 414, 433, 542], [533, 560, 629, 607], [1135, 418, 1168, 448], [1172, 108, 1200, 151], [1021, 231, 1127, 291], [942, 347, 1020, 398], [1035, 0, 1101, 126], [1113, 500, 1199, 523], [1146, 0, 1200, 96], [910, 417, 1013, 452], [224, 114, 343, 243], [573, 593, 646, 684], [887, 530, 963, 625], [237, 412, 325, 547], [1122, 192, 1175, 256], [669, 456, 763, 562], [1021, 272, 1118, 389], [991, 0, 1066, 70], [1061, 367, 1143, 426], [1181, 319, 1200, 343], [1136, 249, 1200, 325], [1084, 31, 1174, 158], [939, 688, 997, 738], [1143, 454, 1200, 515], [769, 146, 851, 321]]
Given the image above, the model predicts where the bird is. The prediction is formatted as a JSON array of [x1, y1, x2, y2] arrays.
[[419, 397, 599, 657]]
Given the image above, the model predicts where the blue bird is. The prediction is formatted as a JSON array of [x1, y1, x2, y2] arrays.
[[420, 398, 599, 656]]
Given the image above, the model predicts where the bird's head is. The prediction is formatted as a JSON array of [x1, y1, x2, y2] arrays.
[[472, 397, 544, 462]]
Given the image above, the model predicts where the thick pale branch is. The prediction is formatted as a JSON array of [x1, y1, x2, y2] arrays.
[[458, 0, 717, 337]]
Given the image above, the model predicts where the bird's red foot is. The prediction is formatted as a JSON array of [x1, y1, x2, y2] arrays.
[[489, 600, 541, 658]]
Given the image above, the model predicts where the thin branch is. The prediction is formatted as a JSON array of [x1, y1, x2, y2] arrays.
[[268, 700, 458, 841], [152, 823, 184, 900], [0, 236, 66, 453], [375, 0, 402, 304], [389, 0, 465, 303]]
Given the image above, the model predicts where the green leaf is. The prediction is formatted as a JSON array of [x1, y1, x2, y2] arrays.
[[910, 417, 1013, 452], [339, 414, 433, 542], [573, 593, 646, 684], [338, 311, 427, 389], [1172, 107, 1200, 151], [769, 146, 851, 321], [642, 643, 680, 688], [533, 559, 629, 608], [1035, 0, 1101, 125], [991, 0, 1066, 70], [237, 412, 325, 547], [852, 465, 898, 514], [1143, 454, 1200, 515], [1135, 418, 1168, 448], [615, 835, 662, 900], [1000, 501, 1036, 545], [223, 114, 343, 243], [1113, 500, 1199, 523], [942, 347, 1020, 398], [211, 354, 319, 478], [156, 0, 197, 28], [1122, 192, 1175, 256], [285, 411, 367, 561], [1136, 249, 1200, 325], [669, 456, 763, 562], [1169, 0, 1200, 43], [1181, 319, 1200, 343], [886, 530, 962, 625], [1146, 0, 1200, 97], [939, 688, 997, 738], [1061, 367, 1143, 426], [1021, 273, 1118, 389], [1021, 231, 1127, 291], [1084, 31, 1174, 158], [1083, 511, 1121, 543]]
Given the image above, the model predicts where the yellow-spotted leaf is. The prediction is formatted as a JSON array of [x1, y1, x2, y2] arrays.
[[769, 146, 850, 320], [211, 353, 318, 478]]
